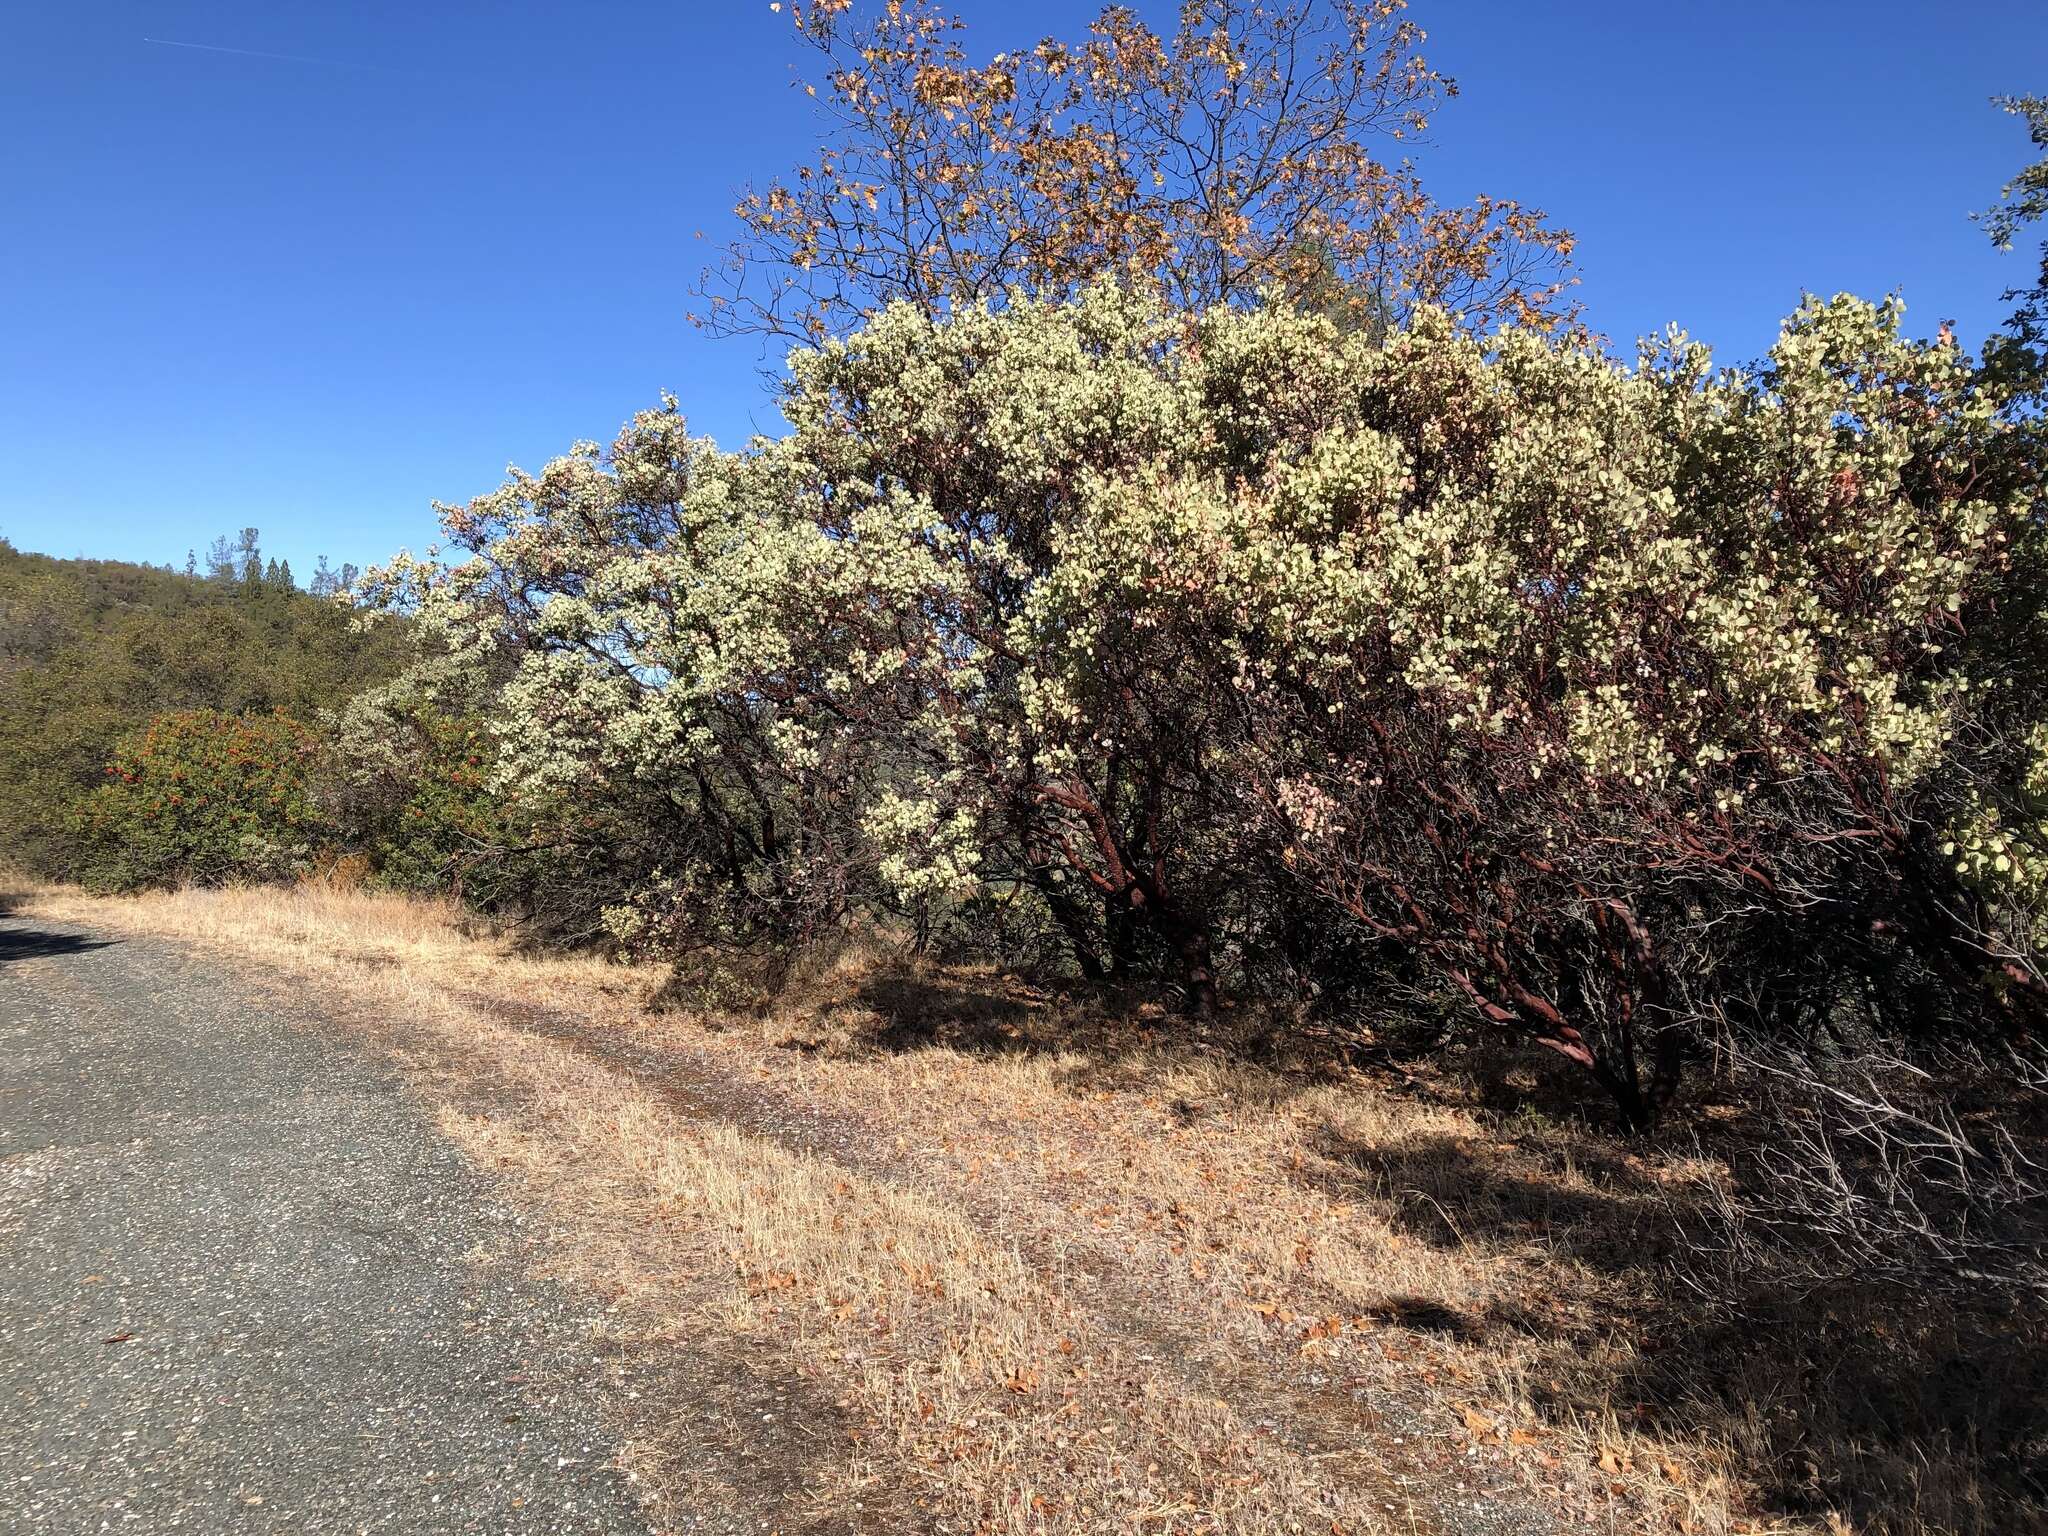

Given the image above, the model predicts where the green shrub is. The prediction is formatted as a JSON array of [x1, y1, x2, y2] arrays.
[[0, 535, 406, 879], [73, 708, 324, 890], [321, 692, 503, 894]]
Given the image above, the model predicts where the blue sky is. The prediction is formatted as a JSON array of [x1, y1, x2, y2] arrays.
[[3, 1, 2043, 579]]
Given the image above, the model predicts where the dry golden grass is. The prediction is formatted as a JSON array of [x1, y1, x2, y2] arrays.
[[11, 875, 2041, 1536]]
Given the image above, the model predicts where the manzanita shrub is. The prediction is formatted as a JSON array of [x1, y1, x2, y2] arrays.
[[320, 669, 629, 933], [367, 286, 2046, 1125], [73, 707, 325, 891], [321, 686, 505, 896]]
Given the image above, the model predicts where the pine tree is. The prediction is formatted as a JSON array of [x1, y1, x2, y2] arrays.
[[236, 528, 263, 587]]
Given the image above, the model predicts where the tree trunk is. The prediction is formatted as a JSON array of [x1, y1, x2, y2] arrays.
[[1036, 875, 1107, 982], [1167, 912, 1219, 1017], [1587, 1024, 1683, 1135], [1105, 896, 1142, 979]]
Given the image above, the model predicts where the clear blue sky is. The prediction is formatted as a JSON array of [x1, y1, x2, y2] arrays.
[[3, 1, 2043, 580]]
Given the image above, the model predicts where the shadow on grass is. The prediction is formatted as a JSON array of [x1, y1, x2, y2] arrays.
[[1614, 1296, 2048, 1532], [678, 953, 2048, 1533], [825, 958, 1592, 1107], [1303, 1123, 2048, 1534], [1310, 1127, 1673, 1274], [854, 970, 1047, 1055], [818, 961, 1371, 1082], [843, 967, 2048, 1531]]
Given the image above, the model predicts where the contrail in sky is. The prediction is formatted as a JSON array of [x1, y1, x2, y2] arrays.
[[143, 36, 380, 71]]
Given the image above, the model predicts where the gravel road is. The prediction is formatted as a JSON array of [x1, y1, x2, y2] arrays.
[[0, 912, 657, 1535]]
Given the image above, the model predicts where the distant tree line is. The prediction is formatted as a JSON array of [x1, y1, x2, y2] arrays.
[[0, 533, 402, 879], [168, 525, 361, 596]]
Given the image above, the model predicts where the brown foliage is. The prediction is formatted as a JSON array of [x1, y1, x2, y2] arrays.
[[697, 0, 1576, 340]]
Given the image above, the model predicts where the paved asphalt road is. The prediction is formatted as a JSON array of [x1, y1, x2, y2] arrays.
[[0, 912, 656, 1535]]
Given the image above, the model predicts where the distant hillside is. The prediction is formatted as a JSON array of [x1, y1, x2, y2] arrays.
[[0, 536, 408, 874]]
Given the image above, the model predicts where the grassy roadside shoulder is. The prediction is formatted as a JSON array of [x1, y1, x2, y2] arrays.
[[7, 876, 2036, 1536]]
